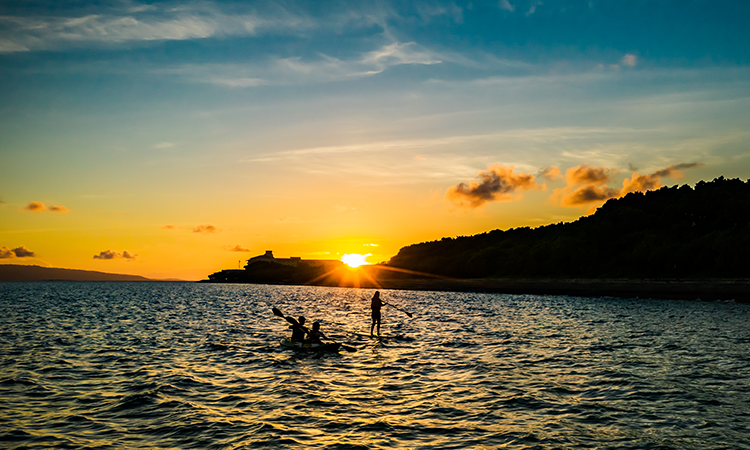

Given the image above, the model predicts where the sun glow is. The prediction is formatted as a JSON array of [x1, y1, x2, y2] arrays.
[[341, 253, 372, 268]]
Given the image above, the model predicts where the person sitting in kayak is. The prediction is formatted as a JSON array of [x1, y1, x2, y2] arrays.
[[290, 316, 309, 342], [306, 321, 327, 344]]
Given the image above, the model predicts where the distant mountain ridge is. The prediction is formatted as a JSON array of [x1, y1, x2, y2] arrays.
[[387, 177, 750, 279], [0, 265, 152, 281]]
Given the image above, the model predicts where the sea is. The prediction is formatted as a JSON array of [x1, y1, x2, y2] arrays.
[[1, 282, 749, 449]]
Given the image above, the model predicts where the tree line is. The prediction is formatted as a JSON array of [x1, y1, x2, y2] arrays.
[[387, 177, 750, 279]]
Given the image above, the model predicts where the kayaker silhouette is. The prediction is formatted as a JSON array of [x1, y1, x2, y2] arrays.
[[306, 321, 327, 344], [370, 291, 383, 336], [290, 316, 309, 342]]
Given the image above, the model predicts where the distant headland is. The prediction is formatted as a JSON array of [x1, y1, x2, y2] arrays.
[[0, 265, 154, 282], [203, 177, 750, 301]]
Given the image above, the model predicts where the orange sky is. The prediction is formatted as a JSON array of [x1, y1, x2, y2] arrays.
[[2, 1, 749, 280]]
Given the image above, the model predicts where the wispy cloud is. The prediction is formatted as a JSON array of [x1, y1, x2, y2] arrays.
[[93, 249, 137, 260], [0, 245, 36, 258], [526, 0, 542, 16], [168, 41, 441, 87], [0, 2, 311, 53], [500, 0, 516, 13], [228, 245, 251, 252]]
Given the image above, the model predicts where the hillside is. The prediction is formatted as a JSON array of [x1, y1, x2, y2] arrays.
[[0, 265, 152, 282], [387, 177, 750, 279]]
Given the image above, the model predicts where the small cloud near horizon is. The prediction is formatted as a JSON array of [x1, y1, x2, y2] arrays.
[[621, 54, 637, 67], [23, 201, 70, 212], [93, 250, 137, 260], [597, 53, 638, 71], [229, 245, 251, 252], [446, 164, 544, 209], [0, 245, 36, 258], [193, 224, 218, 234]]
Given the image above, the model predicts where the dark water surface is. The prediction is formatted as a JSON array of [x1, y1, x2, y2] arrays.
[[1, 282, 749, 449]]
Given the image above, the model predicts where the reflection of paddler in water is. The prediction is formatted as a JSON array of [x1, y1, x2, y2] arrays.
[[290, 316, 309, 342], [370, 291, 383, 336]]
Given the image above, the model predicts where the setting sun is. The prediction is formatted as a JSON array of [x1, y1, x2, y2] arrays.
[[341, 253, 372, 268]]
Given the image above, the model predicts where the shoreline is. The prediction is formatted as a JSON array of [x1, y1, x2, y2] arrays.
[[200, 277, 750, 303]]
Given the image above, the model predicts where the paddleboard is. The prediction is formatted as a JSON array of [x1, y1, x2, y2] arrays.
[[353, 331, 404, 339]]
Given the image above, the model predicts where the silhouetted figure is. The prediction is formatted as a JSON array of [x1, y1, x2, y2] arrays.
[[370, 291, 383, 336], [290, 316, 309, 342], [307, 321, 327, 344]]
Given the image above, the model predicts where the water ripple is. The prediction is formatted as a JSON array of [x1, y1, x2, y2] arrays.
[[1, 282, 749, 449]]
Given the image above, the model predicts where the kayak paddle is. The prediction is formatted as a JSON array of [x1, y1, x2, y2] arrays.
[[273, 306, 299, 326], [271, 306, 356, 352]]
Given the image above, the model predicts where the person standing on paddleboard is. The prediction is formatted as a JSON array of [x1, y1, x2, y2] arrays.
[[370, 291, 383, 336]]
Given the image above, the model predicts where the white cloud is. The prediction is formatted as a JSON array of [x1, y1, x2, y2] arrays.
[[165, 41, 441, 87], [0, 2, 309, 53], [360, 42, 441, 69], [621, 53, 637, 67], [500, 0, 515, 12], [526, 1, 543, 16]]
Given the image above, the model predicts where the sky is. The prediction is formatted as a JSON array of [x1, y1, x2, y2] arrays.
[[1, 0, 749, 280]]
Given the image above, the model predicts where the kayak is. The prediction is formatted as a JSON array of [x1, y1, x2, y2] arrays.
[[280, 338, 341, 352]]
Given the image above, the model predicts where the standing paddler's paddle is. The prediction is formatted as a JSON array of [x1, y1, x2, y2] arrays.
[[384, 302, 413, 318], [271, 307, 357, 352]]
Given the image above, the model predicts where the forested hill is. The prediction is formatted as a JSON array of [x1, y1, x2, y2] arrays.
[[387, 177, 750, 279]]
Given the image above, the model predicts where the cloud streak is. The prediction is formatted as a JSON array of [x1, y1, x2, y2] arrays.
[[446, 165, 543, 208], [0, 2, 312, 53], [170, 41, 441, 87]]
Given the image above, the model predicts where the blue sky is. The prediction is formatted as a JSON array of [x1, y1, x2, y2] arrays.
[[1, 0, 749, 279]]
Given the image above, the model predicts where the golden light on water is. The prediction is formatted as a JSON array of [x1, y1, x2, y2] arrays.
[[341, 253, 372, 268]]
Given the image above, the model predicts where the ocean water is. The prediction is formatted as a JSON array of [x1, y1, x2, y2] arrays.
[[1, 282, 749, 449]]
